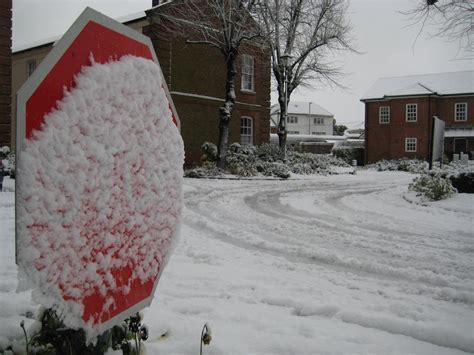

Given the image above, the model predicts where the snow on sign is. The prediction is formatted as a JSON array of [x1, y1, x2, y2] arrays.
[[16, 8, 184, 338]]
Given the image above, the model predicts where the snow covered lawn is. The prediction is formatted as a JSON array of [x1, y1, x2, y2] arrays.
[[1, 171, 473, 354]]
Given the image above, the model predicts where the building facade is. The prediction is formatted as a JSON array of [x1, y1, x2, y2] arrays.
[[0, 0, 11, 148], [11, 5, 270, 166], [361, 71, 474, 164], [270, 101, 334, 136]]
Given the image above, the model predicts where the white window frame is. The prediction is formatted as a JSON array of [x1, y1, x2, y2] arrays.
[[314, 117, 324, 125], [405, 137, 417, 152], [240, 116, 253, 145], [406, 104, 417, 122], [379, 106, 390, 124], [241, 55, 255, 92], [454, 103, 467, 122], [287, 116, 298, 124]]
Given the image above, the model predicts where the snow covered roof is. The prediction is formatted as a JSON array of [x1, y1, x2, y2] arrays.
[[361, 71, 474, 101], [271, 102, 333, 117], [445, 128, 474, 138], [13, 10, 147, 53]]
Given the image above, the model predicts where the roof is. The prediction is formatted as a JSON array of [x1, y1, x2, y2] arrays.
[[13, 10, 147, 54], [271, 102, 333, 117], [361, 71, 474, 101], [445, 127, 474, 138]]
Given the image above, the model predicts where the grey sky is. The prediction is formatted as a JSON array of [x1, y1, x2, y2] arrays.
[[13, 0, 473, 126]]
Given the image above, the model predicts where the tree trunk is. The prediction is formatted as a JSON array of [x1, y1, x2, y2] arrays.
[[217, 50, 238, 170], [276, 79, 287, 151]]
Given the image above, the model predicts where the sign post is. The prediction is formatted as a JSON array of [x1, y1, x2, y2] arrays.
[[429, 116, 445, 170], [16, 8, 183, 338]]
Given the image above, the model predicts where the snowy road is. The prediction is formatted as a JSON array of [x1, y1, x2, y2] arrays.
[[144, 171, 473, 354], [1, 171, 473, 354]]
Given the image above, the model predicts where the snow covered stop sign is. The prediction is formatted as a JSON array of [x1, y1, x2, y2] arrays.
[[16, 8, 183, 337]]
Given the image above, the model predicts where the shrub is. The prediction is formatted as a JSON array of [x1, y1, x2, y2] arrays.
[[225, 143, 258, 177], [201, 142, 218, 162], [1, 146, 15, 178], [409, 173, 457, 201], [255, 143, 283, 162], [185, 161, 221, 178], [256, 161, 290, 179], [186, 142, 350, 178], [332, 146, 364, 165], [368, 158, 428, 173]]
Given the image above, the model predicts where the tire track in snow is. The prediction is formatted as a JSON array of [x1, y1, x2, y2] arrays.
[[183, 178, 474, 302]]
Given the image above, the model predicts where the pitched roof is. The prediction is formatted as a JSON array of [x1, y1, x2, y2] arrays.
[[271, 101, 333, 117], [361, 71, 474, 101]]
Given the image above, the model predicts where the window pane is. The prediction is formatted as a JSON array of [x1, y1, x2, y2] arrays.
[[240, 116, 253, 145], [241, 56, 254, 92]]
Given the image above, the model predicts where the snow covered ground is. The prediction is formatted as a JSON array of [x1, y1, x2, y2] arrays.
[[1, 171, 473, 354]]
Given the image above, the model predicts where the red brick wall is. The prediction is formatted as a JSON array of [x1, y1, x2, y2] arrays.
[[437, 96, 474, 125], [365, 95, 474, 163], [365, 97, 434, 163], [144, 15, 270, 167], [0, 0, 11, 148]]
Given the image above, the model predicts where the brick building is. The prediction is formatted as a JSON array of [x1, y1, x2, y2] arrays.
[[361, 71, 474, 164], [11, 4, 270, 166], [0, 0, 12, 148]]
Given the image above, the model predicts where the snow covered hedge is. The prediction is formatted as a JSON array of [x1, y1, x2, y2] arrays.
[[367, 158, 429, 174], [409, 173, 457, 201], [185, 142, 349, 178]]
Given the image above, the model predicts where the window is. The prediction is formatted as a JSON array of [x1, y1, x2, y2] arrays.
[[455, 103, 467, 121], [287, 116, 298, 124], [288, 130, 300, 134], [379, 106, 390, 124], [405, 137, 417, 152], [406, 104, 417, 122], [241, 55, 254, 92], [314, 117, 324, 125], [312, 132, 326, 135], [240, 116, 253, 145], [27, 59, 37, 77]]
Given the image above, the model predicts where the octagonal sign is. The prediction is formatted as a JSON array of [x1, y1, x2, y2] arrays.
[[16, 8, 183, 338]]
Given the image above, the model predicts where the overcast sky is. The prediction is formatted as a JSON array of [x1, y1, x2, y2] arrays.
[[13, 0, 473, 127]]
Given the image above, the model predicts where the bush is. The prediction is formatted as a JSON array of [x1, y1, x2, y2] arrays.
[[449, 173, 474, 193], [409, 173, 457, 201], [201, 142, 218, 162], [255, 143, 283, 162], [185, 142, 350, 178], [256, 161, 291, 179], [368, 158, 428, 174], [288, 151, 348, 174], [225, 143, 258, 177], [1, 146, 15, 178], [332, 146, 364, 165], [11, 308, 150, 355]]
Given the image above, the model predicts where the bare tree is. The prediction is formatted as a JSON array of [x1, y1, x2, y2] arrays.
[[257, 0, 356, 152], [152, 0, 261, 169], [403, 0, 473, 53]]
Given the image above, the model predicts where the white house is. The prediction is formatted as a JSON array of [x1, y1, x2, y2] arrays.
[[270, 101, 334, 135]]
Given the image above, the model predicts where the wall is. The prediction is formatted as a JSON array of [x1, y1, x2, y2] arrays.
[[285, 114, 333, 135], [0, 0, 11, 148], [144, 14, 271, 166], [365, 95, 474, 163]]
